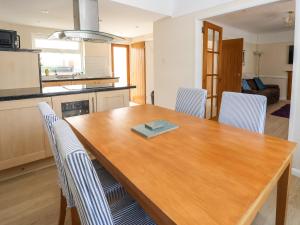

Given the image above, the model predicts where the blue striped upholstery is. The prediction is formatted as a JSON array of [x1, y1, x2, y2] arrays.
[[218, 92, 267, 134], [175, 87, 207, 118], [53, 120, 156, 225], [38, 102, 126, 207], [38, 102, 75, 207]]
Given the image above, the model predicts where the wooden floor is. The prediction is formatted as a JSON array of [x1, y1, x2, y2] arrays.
[[264, 100, 290, 140], [0, 101, 296, 225]]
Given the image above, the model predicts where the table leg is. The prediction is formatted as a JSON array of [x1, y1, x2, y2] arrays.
[[276, 163, 291, 225]]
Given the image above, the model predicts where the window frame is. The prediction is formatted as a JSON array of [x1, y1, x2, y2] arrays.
[[32, 34, 84, 75]]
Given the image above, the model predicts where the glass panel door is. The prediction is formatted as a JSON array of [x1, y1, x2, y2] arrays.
[[202, 21, 223, 119]]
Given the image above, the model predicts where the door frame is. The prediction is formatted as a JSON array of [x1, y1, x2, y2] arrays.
[[111, 44, 130, 85]]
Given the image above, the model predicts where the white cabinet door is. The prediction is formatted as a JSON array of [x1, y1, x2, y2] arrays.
[[52, 93, 97, 118], [96, 90, 129, 112], [0, 97, 52, 170]]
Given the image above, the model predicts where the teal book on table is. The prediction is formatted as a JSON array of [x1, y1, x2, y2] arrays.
[[131, 120, 179, 138]]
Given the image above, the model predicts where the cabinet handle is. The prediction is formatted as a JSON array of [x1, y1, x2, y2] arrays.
[[92, 97, 95, 113]]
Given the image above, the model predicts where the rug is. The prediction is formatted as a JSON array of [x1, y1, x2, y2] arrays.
[[271, 104, 290, 118]]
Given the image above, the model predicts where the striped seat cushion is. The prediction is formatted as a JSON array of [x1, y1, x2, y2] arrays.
[[38, 102, 126, 208], [93, 161, 127, 204], [218, 92, 267, 134], [54, 120, 156, 225], [175, 87, 207, 119]]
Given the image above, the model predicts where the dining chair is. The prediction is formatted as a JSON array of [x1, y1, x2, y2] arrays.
[[38, 102, 126, 225], [218, 91, 267, 134], [53, 120, 156, 225], [175, 87, 207, 118]]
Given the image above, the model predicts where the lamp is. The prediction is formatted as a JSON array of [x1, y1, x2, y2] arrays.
[[254, 50, 263, 77]]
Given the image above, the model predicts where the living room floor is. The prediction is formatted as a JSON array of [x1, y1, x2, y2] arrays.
[[265, 100, 290, 140]]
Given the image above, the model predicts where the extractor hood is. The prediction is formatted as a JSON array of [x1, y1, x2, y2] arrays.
[[49, 0, 126, 43]]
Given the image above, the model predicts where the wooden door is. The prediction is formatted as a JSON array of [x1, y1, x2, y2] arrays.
[[202, 21, 223, 119], [220, 38, 243, 93], [287, 71, 292, 100], [131, 42, 146, 105]]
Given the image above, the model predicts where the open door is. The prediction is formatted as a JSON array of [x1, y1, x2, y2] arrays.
[[202, 21, 223, 119], [220, 38, 243, 93], [131, 42, 146, 105]]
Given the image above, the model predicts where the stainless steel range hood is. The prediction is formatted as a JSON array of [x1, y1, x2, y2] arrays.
[[49, 0, 125, 43]]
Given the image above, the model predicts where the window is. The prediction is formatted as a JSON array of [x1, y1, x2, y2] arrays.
[[33, 37, 82, 76]]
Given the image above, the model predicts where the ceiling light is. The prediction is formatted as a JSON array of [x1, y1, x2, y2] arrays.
[[41, 10, 49, 14]]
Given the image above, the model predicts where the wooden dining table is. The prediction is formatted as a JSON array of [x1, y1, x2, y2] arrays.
[[66, 105, 296, 225]]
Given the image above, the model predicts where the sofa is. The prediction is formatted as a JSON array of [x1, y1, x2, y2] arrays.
[[242, 78, 280, 105]]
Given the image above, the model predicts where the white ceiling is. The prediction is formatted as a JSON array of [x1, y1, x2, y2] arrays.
[[210, 0, 295, 33], [111, 0, 236, 17], [0, 0, 165, 38]]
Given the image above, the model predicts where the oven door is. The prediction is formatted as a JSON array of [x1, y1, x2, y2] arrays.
[[52, 93, 96, 118], [61, 100, 90, 118]]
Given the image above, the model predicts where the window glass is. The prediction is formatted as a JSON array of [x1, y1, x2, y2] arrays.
[[33, 37, 82, 76], [40, 52, 82, 76]]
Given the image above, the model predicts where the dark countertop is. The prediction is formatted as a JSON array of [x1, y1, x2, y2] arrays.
[[42, 76, 119, 82], [0, 84, 135, 101]]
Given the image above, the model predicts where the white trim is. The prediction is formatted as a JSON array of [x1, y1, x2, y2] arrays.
[[259, 75, 288, 79], [292, 168, 300, 177], [242, 74, 288, 79]]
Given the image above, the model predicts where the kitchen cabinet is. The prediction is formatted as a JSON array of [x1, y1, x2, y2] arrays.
[[0, 89, 131, 170], [96, 90, 129, 112], [52, 93, 97, 118], [0, 98, 52, 170]]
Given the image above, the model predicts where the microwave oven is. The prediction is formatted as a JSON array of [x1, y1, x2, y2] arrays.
[[0, 29, 20, 50]]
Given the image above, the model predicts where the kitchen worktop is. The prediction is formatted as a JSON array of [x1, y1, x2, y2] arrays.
[[42, 75, 119, 82], [0, 84, 135, 101]]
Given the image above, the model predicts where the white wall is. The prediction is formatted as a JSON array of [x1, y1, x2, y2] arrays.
[[289, 0, 300, 175], [0, 21, 55, 49], [154, 15, 196, 109], [83, 42, 112, 77], [145, 41, 154, 104], [154, 0, 280, 109], [0, 21, 112, 77]]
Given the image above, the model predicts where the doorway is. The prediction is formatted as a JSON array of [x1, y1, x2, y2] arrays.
[[130, 42, 146, 105], [111, 44, 130, 86]]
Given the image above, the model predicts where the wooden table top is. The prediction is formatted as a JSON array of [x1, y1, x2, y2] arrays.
[[66, 105, 296, 225]]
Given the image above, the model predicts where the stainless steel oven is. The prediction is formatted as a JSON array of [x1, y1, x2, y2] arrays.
[[61, 100, 90, 118]]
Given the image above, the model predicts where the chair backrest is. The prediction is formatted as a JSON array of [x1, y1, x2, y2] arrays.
[[53, 120, 113, 225], [38, 102, 74, 207], [218, 92, 267, 134], [175, 87, 207, 118]]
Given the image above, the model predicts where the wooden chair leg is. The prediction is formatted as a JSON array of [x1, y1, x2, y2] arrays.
[[71, 207, 81, 225], [58, 190, 67, 225]]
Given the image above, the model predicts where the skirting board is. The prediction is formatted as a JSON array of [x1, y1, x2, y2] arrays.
[[292, 168, 300, 177]]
